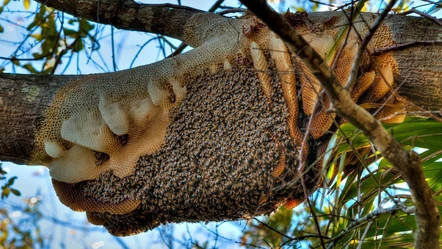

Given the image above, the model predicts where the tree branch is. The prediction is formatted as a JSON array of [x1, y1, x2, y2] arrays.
[[0, 74, 80, 164], [34, 0, 204, 44], [239, 1, 440, 248]]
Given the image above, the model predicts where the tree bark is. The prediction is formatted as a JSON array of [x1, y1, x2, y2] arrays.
[[34, 0, 203, 45], [383, 15, 442, 110], [0, 74, 80, 164]]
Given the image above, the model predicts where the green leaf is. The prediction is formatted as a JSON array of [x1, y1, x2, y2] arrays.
[[27, 18, 41, 31], [340, 168, 401, 204], [79, 19, 95, 36], [336, 118, 442, 153], [9, 188, 20, 197], [72, 39, 84, 52], [41, 67, 54, 75], [11, 57, 19, 66], [63, 28, 76, 37], [32, 53, 42, 59], [6, 176, 17, 186], [23, 64, 38, 74]]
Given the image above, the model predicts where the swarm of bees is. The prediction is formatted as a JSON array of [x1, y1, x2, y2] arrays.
[[81, 55, 314, 236]]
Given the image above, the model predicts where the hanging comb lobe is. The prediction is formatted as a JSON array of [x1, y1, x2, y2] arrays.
[[98, 94, 130, 136]]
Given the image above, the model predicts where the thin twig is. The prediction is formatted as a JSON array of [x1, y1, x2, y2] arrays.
[[167, 43, 188, 58], [373, 40, 442, 54], [253, 218, 294, 240], [344, 0, 397, 91], [301, 177, 327, 248], [329, 205, 414, 244], [422, 0, 442, 9], [111, 26, 117, 72], [400, 8, 442, 27], [218, 8, 248, 15], [208, 0, 225, 12], [357, 220, 373, 249]]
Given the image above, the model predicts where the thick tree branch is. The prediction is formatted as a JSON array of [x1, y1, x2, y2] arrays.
[[34, 0, 204, 44], [0, 74, 80, 164], [239, 0, 440, 248]]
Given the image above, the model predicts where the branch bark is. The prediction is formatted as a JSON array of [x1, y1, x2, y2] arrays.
[[239, 0, 440, 248], [34, 0, 203, 44], [0, 74, 80, 164]]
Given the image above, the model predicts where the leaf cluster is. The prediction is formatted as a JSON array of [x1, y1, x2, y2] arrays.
[[0, 2, 96, 74], [241, 118, 442, 248], [0, 164, 20, 200]]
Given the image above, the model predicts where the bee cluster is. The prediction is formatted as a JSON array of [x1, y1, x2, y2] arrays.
[[81, 54, 308, 236]]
